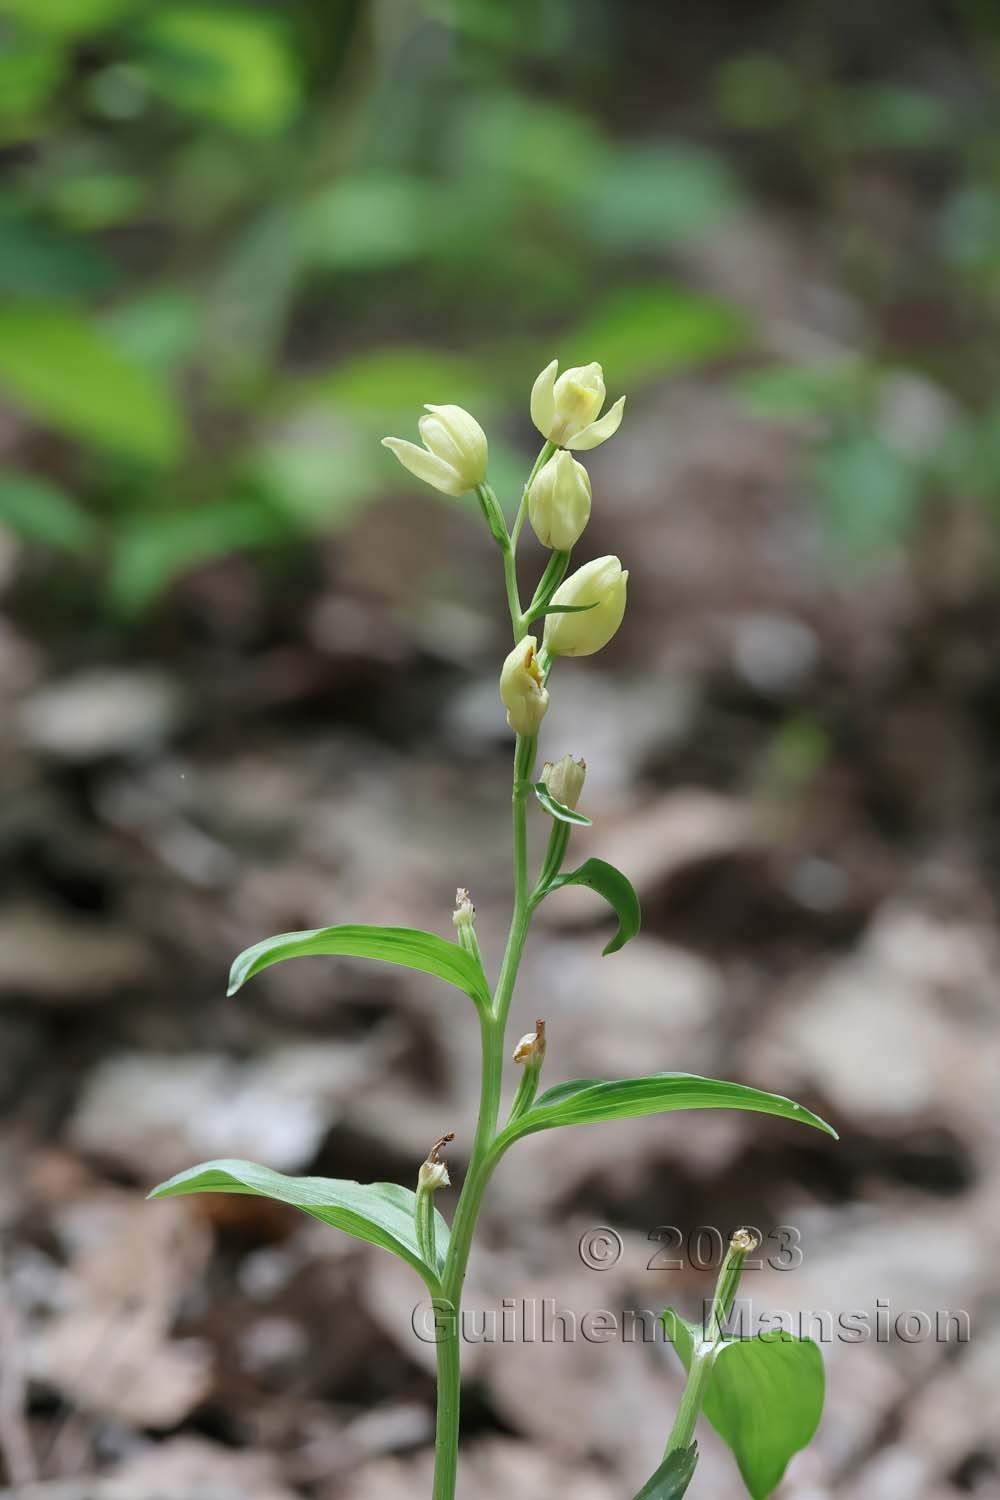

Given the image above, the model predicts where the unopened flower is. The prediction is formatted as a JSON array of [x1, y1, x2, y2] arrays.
[[528, 451, 592, 551], [452, 888, 476, 929], [530, 360, 625, 451], [418, 1133, 453, 1192], [543, 556, 628, 657], [382, 404, 488, 495], [418, 1158, 450, 1191], [499, 636, 549, 736], [541, 754, 586, 811], [513, 1019, 546, 1065]]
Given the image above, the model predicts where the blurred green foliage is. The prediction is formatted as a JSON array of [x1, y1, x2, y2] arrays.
[[1, 0, 999, 617]]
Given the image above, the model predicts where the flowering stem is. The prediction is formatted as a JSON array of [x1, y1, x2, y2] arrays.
[[664, 1230, 757, 1458], [502, 541, 525, 641], [493, 733, 535, 1026], [431, 1311, 461, 1500], [432, 733, 537, 1500]]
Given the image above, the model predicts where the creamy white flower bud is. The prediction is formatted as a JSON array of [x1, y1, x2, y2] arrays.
[[543, 555, 628, 658], [530, 359, 626, 451], [513, 1019, 546, 1065], [452, 888, 476, 929], [418, 1132, 453, 1192], [541, 755, 586, 811], [382, 403, 488, 495], [418, 1158, 450, 1191], [528, 451, 591, 551], [499, 635, 549, 736]]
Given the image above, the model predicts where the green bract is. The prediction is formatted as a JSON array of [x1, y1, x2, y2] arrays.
[[542, 855, 641, 954], [533, 780, 593, 826], [633, 1446, 699, 1499]]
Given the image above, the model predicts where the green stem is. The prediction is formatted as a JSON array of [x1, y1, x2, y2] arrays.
[[664, 1344, 715, 1458], [431, 1304, 461, 1500], [664, 1230, 756, 1458], [431, 733, 537, 1500], [522, 548, 570, 629], [431, 1005, 501, 1500], [502, 539, 525, 640], [534, 821, 569, 898], [493, 734, 535, 1028], [511, 439, 556, 547]]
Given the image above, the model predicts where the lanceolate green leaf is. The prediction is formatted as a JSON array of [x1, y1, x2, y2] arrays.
[[663, 1312, 825, 1499], [633, 1444, 698, 1499], [544, 856, 640, 954], [149, 1158, 450, 1286], [498, 1073, 836, 1149], [533, 782, 593, 826], [228, 924, 491, 1011]]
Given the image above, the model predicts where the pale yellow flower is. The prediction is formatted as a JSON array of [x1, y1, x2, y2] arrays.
[[540, 754, 586, 810], [528, 450, 592, 551], [543, 556, 628, 657], [382, 404, 488, 495], [499, 635, 549, 735], [530, 360, 625, 450]]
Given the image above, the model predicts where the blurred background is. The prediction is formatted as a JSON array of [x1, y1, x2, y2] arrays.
[[1, 1, 998, 1496]]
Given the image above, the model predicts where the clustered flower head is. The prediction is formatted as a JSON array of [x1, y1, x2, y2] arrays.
[[381, 357, 629, 745]]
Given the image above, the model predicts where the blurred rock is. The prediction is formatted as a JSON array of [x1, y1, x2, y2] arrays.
[[752, 899, 999, 1128], [103, 1439, 299, 1500], [512, 935, 723, 1105], [238, 1315, 309, 1384], [26, 1195, 213, 1430], [68, 1043, 385, 1180], [340, 1438, 618, 1500], [727, 610, 820, 697], [0, 618, 43, 694], [447, 671, 695, 795], [876, 372, 959, 462], [15, 670, 184, 762], [0, 903, 153, 1005], [539, 789, 769, 932]]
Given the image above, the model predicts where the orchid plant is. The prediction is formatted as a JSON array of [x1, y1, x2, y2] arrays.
[[151, 361, 834, 1499]]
